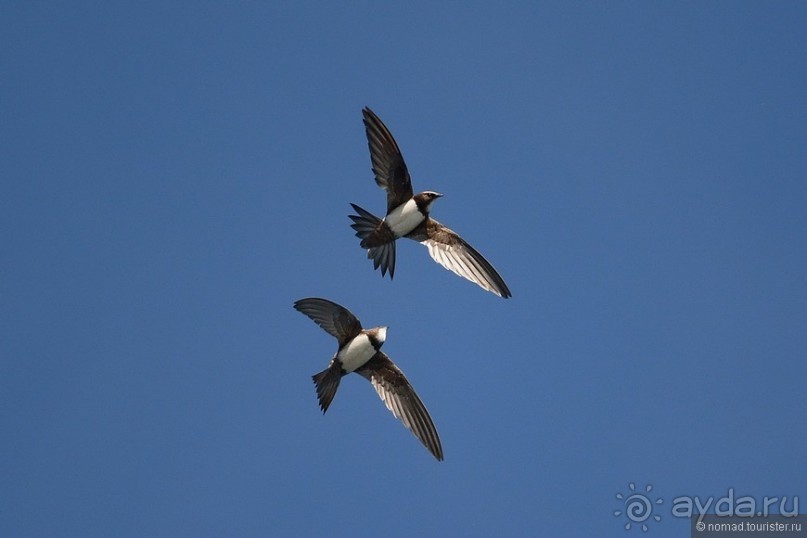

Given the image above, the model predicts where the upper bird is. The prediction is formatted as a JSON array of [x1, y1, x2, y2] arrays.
[[349, 107, 512, 299], [293, 297, 443, 461]]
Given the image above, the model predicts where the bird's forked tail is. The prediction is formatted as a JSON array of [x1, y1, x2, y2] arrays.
[[312, 360, 344, 413], [348, 203, 397, 278]]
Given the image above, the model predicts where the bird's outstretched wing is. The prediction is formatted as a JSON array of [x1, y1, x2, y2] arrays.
[[408, 218, 512, 298], [293, 298, 363, 346], [362, 107, 414, 213], [356, 352, 443, 461]]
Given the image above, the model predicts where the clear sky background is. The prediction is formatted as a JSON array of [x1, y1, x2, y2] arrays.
[[2, 3, 805, 537]]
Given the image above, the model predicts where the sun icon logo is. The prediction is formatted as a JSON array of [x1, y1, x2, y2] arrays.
[[614, 482, 663, 532]]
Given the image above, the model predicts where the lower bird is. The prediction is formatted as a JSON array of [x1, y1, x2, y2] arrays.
[[293, 297, 443, 461]]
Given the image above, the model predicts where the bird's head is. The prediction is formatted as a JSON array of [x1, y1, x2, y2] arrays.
[[415, 191, 443, 213], [369, 326, 388, 348]]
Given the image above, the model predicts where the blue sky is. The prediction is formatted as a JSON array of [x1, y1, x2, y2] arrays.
[[2, 2, 806, 537]]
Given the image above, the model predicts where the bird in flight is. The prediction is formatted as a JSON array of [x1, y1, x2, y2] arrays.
[[293, 297, 443, 461], [349, 107, 512, 299]]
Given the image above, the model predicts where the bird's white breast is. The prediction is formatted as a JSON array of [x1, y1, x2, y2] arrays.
[[337, 333, 376, 372], [385, 199, 424, 237]]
